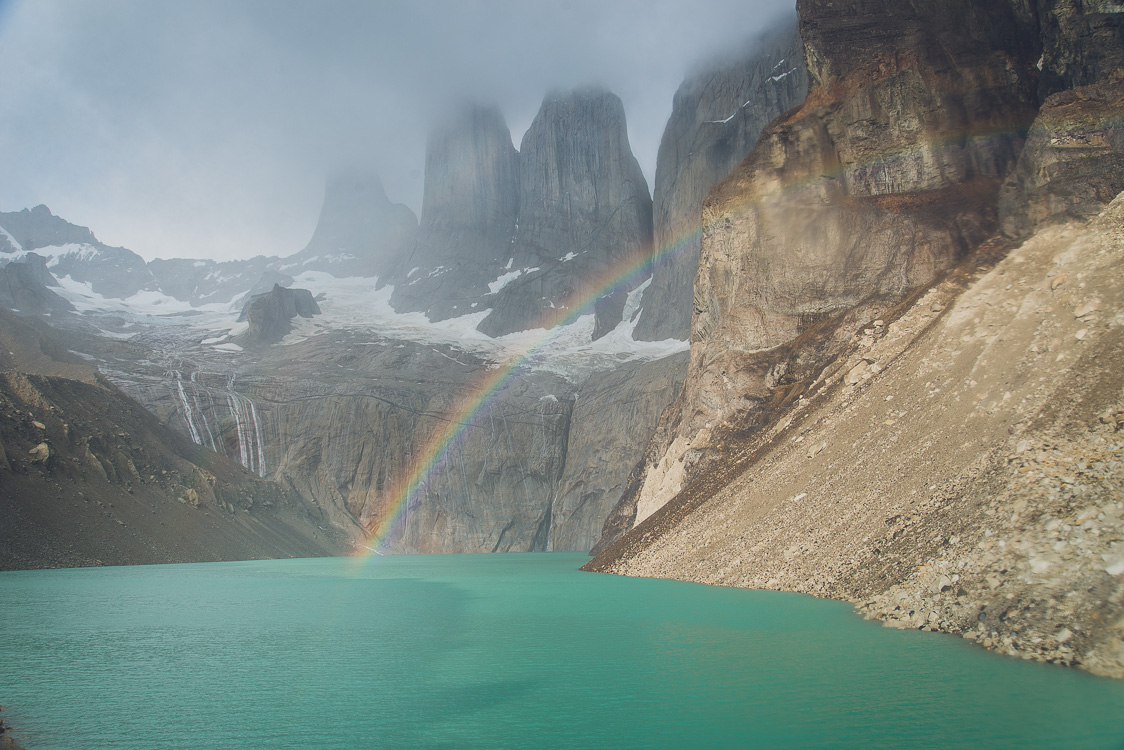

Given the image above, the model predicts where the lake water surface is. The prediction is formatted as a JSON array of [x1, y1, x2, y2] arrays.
[[1, 553, 1123, 749]]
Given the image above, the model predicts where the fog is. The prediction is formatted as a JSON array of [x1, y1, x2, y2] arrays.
[[0, 0, 795, 261]]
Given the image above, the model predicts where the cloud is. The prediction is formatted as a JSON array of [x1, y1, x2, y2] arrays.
[[0, 0, 795, 260]]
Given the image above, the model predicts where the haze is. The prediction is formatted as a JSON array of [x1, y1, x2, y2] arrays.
[[0, 0, 794, 261]]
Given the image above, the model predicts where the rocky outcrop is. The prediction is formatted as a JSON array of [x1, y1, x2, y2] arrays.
[[0, 255, 74, 315], [616, 0, 1043, 536], [632, 23, 808, 342], [390, 104, 521, 321], [477, 88, 653, 338], [238, 284, 321, 345]]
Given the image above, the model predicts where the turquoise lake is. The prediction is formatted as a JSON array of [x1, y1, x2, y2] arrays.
[[1, 553, 1123, 749]]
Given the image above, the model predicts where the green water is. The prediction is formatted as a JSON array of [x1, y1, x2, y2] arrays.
[[1, 554, 1122, 749]]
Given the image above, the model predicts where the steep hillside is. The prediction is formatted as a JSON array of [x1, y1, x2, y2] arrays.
[[589, 193, 1124, 676], [588, 0, 1124, 677], [0, 308, 356, 569]]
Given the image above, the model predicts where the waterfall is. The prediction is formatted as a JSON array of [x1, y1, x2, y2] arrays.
[[225, 373, 266, 478], [190, 371, 219, 451], [172, 370, 204, 445]]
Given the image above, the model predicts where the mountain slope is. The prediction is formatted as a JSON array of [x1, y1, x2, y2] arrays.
[[0, 308, 356, 569], [588, 193, 1124, 677]]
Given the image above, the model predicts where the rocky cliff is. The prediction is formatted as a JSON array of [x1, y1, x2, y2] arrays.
[[606, 0, 1043, 538], [632, 23, 808, 342], [477, 88, 653, 339], [589, 0, 1124, 677]]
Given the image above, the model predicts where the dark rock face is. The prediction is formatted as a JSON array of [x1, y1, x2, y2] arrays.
[[550, 352, 688, 552], [288, 171, 418, 279], [0, 256, 74, 315], [1037, 0, 1124, 96], [477, 88, 653, 338], [390, 104, 521, 321], [239, 284, 321, 345], [633, 24, 808, 342]]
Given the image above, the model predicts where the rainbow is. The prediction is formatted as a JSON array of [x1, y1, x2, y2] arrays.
[[352, 119, 1041, 562], [353, 227, 702, 561]]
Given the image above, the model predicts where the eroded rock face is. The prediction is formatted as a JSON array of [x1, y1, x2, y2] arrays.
[[596, 0, 1045, 549], [1037, 0, 1124, 96], [239, 284, 321, 345], [132, 326, 686, 554], [477, 88, 653, 338], [632, 24, 808, 342], [389, 104, 521, 321]]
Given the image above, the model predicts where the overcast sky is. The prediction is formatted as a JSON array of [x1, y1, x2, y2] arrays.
[[0, 0, 795, 261]]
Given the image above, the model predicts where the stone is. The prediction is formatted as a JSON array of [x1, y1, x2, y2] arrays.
[[27, 442, 49, 463]]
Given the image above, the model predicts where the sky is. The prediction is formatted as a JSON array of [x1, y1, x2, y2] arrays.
[[0, 0, 796, 261]]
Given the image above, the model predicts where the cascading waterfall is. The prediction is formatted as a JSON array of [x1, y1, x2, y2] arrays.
[[168, 367, 267, 478], [225, 373, 267, 478], [189, 371, 219, 451], [172, 370, 204, 445]]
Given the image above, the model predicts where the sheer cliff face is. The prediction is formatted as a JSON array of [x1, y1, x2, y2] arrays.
[[682, 0, 1041, 436], [389, 105, 521, 322], [594, 0, 1046, 542], [477, 88, 653, 338], [632, 25, 809, 342]]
